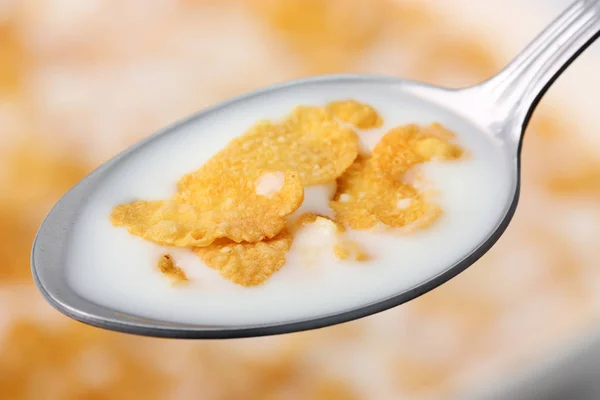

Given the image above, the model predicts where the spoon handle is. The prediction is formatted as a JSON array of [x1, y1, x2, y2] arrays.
[[482, 0, 600, 135]]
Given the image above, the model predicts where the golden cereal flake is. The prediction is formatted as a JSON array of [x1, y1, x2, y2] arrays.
[[111, 200, 285, 247], [192, 105, 359, 186], [371, 123, 463, 179], [112, 170, 303, 246], [157, 254, 188, 284], [326, 99, 383, 129], [110, 200, 221, 247], [175, 169, 303, 216], [194, 229, 293, 286], [329, 123, 463, 230], [330, 156, 442, 230]]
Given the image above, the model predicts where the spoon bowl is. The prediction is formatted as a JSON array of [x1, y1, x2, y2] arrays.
[[32, 0, 600, 338]]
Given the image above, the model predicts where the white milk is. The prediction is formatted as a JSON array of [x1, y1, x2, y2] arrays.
[[65, 80, 512, 326]]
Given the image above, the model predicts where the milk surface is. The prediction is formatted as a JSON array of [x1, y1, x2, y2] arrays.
[[65, 80, 512, 326]]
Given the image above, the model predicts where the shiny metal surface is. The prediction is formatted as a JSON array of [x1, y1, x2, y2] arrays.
[[31, 0, 600, 338]]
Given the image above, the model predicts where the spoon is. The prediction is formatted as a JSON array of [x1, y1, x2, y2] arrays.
[[32, 0, 600, 338]]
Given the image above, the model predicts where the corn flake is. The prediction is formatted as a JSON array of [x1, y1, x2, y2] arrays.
[[111, 170, 303, 246], [157, 254, 188, 284], [326, 100, 383, 129], [194, 229, 293, 286], [193, 105, 360, 186], [175, 169, 303, 216], [111, 200, 280, 247], [331, 123, 464, 230], [330, 157, 432, 229], [371, 123, 463, 179]]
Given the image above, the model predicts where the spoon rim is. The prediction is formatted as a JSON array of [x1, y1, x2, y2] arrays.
[[30, 73, 520, 339]]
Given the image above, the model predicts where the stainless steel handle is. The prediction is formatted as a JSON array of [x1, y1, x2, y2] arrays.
[[480, 0, 600, 142]]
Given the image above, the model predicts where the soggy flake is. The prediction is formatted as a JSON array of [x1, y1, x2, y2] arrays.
[[371, 123, 464, 179], [193, 105, 359, 185], [326, 99, 383, 129], [194, 229, 293, 286], [111, 171, 303, 246], [157, 254, 188, 284]]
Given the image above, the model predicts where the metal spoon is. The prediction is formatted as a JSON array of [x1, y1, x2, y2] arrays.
[[32, 0, 600, 338]]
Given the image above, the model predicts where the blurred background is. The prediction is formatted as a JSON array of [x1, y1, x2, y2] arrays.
[[2, 0, 600, 399]]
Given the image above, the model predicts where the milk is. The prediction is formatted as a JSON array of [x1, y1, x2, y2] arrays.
[[65, 80, 512, 326]]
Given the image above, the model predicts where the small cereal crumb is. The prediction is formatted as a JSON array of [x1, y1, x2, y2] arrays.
[[157, 254, 188, 284], [194, 229, 293, 286], [333, 244, 350, 260], [327, 100, 383, 129], [334, 241, 370, 261]]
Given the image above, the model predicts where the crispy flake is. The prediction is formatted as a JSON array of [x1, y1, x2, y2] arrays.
[[371, 123, 463, 179], [175, 169, 303, 216], [331, 123, 462, 231], [194, 229, 293, 286], [326, 100, 383, 129], [191, 105, 360, 186], [111, 171, 303, 246], [331, 156, 437, 229]]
